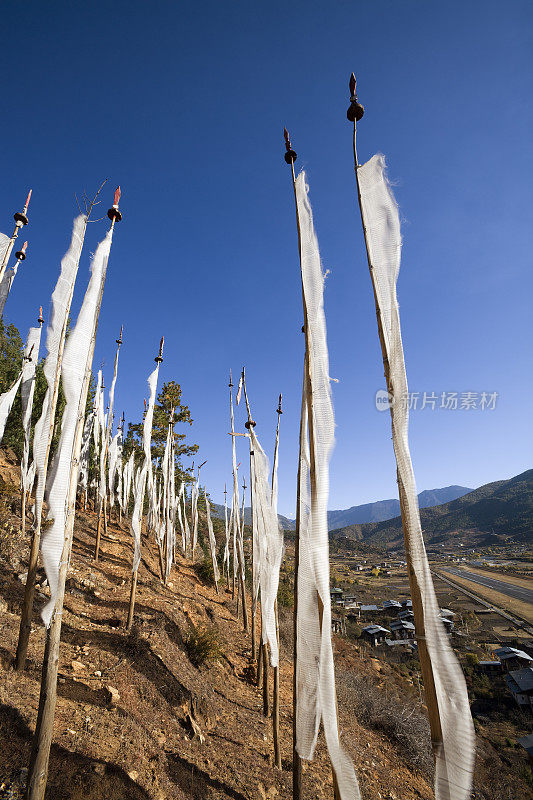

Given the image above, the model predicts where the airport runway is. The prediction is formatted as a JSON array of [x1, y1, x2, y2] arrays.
[[444, 568, 533, 605]]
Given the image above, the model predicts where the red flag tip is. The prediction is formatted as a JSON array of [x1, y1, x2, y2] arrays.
[[349, 73, 357, 97], [113, 186, 121, 207], [21, 241, 28, 252], [23, 190, 32, 214]]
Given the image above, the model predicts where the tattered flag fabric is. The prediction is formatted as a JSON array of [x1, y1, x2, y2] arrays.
[[295, 172, 360, 800], [32, 216, 87, 525], [41, 226, 113, 626], [20, 324, 43, 492], [0, 262, 18, 318], [0, 366, 24, 444], [357, 154, 474, 800], [78, 410, 93, 494], [205, 495, 220, 584], [130, 364, 160, 573], [249, 427, 283, 666]]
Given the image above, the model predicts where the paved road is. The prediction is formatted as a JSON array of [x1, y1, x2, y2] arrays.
[[444, 568, 533, 605]]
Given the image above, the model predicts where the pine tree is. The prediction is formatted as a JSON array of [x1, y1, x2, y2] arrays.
[[124, 380, 198, 485]]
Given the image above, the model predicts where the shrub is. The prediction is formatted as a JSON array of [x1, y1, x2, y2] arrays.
[[195, 556, 215, 586], [184, 625, 222, 667], [336, 669, 433, 778], [277, 579, 293, 608]]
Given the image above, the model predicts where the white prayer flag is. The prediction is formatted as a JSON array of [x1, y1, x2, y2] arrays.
[[357, 154, 474, 800]]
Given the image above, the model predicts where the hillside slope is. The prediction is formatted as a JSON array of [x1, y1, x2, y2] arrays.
[[330, 469, 533, 548], [0, 451, 529, 799]]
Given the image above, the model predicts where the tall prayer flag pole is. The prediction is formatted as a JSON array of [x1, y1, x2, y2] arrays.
[[126, 337, 164, 630], [347, 74, 474, 800], [285, 129, 359, 800], [15, 181, 107, 672], [27, 187, 121, 800], [0, 190, 31, 286], [283, 130, 303, 800], [272, 392, 283, 769], [95, 323, 124, 560]]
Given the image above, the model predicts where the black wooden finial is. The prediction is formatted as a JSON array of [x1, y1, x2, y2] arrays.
[[283, 127, 297, 165], [155, 336, 164, 363], [107, 186, 123, 222], [15, 241, 28, 261], [347, 73, 365, 122], [14, 190, 31, 226]]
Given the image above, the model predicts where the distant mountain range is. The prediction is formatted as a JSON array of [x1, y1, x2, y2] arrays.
[[211, 484, 472, 531], [329, 469, 533, 548]]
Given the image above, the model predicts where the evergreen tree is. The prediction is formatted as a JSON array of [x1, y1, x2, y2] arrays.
[[124, 380, 198, 486]]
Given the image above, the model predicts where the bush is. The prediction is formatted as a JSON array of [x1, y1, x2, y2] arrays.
[[336, 669, 433, 778], [195, 556, 215, 586], [277, 579, 293, 608], [184, 625, 222, 667]]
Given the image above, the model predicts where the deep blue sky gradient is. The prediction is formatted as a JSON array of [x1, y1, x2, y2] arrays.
[[1, 1, 531, 517]]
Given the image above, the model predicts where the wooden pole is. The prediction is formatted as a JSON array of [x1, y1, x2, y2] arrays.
[[0, 190, 31, 287], [241, 370, 259, 667], [14, 184, 106, 672], [285, 127, 340, 796], [292, 359, 305, 800], [94, 327, 123, 561], [126, 568, 138, 631], [347, 75, 444, 756], [272, 393, 283, 767], [27, 189, 120, 799]]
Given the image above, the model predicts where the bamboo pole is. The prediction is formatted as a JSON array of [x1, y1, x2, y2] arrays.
[[15, 183, 106, 672], [347, 74, 444, 756], [27, 189, 121, 800], [0, 190, 31, 287]]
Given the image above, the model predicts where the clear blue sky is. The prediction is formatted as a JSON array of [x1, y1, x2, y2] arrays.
[[1, 1, 531, 518]]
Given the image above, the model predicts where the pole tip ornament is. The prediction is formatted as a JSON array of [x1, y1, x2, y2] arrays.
[[107, 186, 123, 222], [244, 419, 256, 429], [116, 324, 123, 345], [14, 190, 31, 226], [347, 73, 364, 122], [15, 241, 28, 261], [277, 393, 283, 415], [155, 336, 164, 363], [38, 306, 44, 324], [283, 127, 297, 164], [229, 368, 233, 388]]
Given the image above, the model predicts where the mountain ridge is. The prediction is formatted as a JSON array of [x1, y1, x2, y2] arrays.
[[211, 484, 472, 531], [329, 469, 533, 548]]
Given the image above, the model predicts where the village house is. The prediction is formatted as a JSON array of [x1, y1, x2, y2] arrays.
[[360, 603, 381, 613], [505, 667, 533, 710], [398, 608, 415, 621], [330, 587, 344, 605], [361, 625, 390, 647], [518, 733, 533, 763], [390, 619, 416, 640], [439, 615, 454, 633], [382, 600, 402, 614], [495, 647, 533, 673], [477, 660, 502, 675]]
